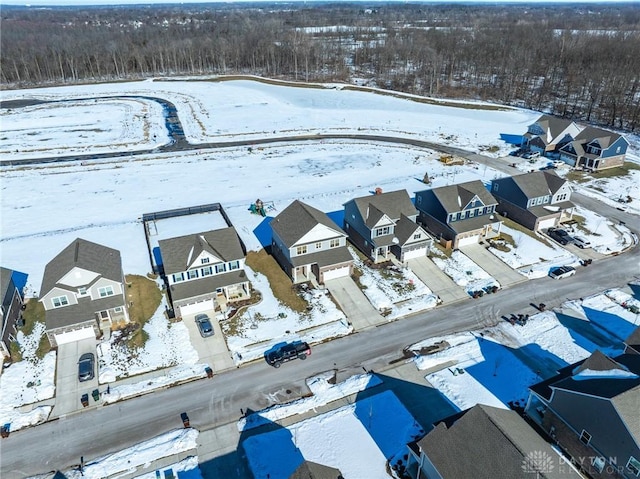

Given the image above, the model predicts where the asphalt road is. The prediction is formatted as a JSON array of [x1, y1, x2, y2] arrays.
[[2, 97, 639, 477], [2, 237, 638, 477]]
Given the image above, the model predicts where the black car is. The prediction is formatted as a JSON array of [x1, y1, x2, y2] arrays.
[[195, 313, 214, 337], [265, 342, 311, 368], [78, 352, 95, 382], [547, 227, 573, 245]]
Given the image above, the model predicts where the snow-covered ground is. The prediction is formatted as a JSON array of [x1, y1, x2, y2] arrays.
[[430, 248, 500, 295], [1, 78, 639, 474]]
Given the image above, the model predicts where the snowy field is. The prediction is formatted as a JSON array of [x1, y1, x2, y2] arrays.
[[2, 78, 639, 474]]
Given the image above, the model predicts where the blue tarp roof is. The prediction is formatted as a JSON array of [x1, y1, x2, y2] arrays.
[[500, 133, 526, 145]]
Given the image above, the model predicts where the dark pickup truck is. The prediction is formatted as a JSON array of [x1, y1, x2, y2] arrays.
[[265, 342, 311, 368]]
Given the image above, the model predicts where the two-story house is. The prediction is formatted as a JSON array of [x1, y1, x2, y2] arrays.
[[525, 115, 583, 155], [559, 126, 629, 171], [491, 170, 575, 231], [525, 350, 640, 479], [343, 189, 432, 264], [414, 180, 501, 249], [406, 404, 579, 479], [271, 200, 353, 284], [40, 238, 128, 348], [159, 227, 250, 318], [1, 267, 27, 358]]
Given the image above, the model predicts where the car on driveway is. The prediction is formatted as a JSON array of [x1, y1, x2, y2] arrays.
[[549, 266, 576, 279], [195, 314, 214, 337], [547, 227, 573, 245], [78, 353, 95, 382], [265, 342, 311, 368], [572, 236, 592, 249]]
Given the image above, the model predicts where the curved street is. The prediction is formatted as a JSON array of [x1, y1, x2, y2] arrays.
[[1, 96, 639, 478]]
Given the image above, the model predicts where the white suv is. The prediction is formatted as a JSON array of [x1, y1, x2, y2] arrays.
[[549, 266, 576, 279]]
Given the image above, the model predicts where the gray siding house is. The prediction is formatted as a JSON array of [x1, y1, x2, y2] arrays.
[[159, 227, 250, 318], [525, 350, 640, 479], [414, 180, 501, 249], [40, 238, 128, 348], [406, 404, 579, 479], [525, 115, 582, 154], [491, 170, 575, 231], [271, 200, 353, 284], [343, 189, 432, 264], [1, 267, 26, 358]]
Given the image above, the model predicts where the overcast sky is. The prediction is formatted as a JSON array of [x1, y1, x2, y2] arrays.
[[1, 0, 635, 6]]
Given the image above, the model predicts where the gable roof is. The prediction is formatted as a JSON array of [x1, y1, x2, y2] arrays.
[[417, 404, 578, 479], [159, 227, 244, 275], [350, 190, 417, 228], [574, 125, 622, 147], [394, 214, 430, 245], [40, 238, 123, 295], [531, 115, 575, 144], [271, 200, 345, 248], [427, 180, 497, 214], [509, 170, 568, 199], [289, 461, 343, 479]]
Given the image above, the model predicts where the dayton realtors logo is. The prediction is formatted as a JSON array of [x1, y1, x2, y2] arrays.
[[522, 450, 555, 476]]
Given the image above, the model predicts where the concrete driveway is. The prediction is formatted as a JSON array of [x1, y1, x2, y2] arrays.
[[52, 337, 98, 418], [460, 244, 528, 288], [324, 276, 384, 330], [407, 256, 469, 304], [181, 311, 235, 372]]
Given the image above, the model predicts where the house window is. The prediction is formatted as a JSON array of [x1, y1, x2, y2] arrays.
[[579, 430, 592, 445], [98, 286, 115, 297], [215, 264, 227, 274], [114, 306, 123, 313], [592, 457, 605, 473], [201, 257, 210, 264], [616, 146, 621, 154], [78, 287, 88, 296], [469, 209, 475, 217], [52, 296, 69, 308], [457, 212, 462, 220], [543, 196, 549, 204], [296, 245, 307, 255], [314, 242, 322, 250], [417, 196, 422, 204], [228, 260, 240, 271], [187, 270, 199, 280], [330, 239, 340, 248], [201, 266, 213, 276], [557, 193, 567, 201], [375, 226, 391, 237], [413, 233, 421, 240], [493, 183, 499, 191], [627, 456, 640, 476], [172, 273, 184, 283], [100, 310, 109, 319]]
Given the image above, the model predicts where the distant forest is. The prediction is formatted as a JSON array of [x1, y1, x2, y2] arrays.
[[2, 2, 639, 131]]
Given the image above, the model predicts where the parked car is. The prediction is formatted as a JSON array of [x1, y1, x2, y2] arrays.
[[523, 151, 541, 160], [547, 227, 573, 245], [265, 342, 311, 368], [549, 266, 577, 279], [78, 352, 95, 382], [572, 236, 592, 249], [195, 313, 214, 337]]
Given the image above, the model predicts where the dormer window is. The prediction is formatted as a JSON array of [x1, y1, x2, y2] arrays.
[[78, 287, 88, 296], [201, 257, 210, 265], [375, 226, 391, 237]]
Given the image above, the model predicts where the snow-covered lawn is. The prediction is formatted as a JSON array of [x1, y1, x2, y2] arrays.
[[568, 206, 636, 255], [430, 248, 500, 294], [351, 248, 439, 317], [222, 267, 351, 365], [242, 390, 424, 479], [0, 322, 55, 430]]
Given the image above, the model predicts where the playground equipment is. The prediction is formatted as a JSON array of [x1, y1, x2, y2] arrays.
[[249, 199, 275, 217]]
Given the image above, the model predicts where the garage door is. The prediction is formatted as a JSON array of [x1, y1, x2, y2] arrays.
[[403, 247, 427, 261], [55, 327, 96, 345], [458, 235, 479, 247], [538, 217, 557, 231], [322, 266, 351, 282], [179, 299, 215, 317]]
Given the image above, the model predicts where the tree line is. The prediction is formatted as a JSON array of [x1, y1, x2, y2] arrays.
[[2, 2, 639, 131]]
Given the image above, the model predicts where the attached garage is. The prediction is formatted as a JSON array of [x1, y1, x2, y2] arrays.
[[178, 299, 215, 317], [402, 247, 427, 261], [457, 235, 480, 248], [54, 326, 96, 346], [321, 266, 351, 282], [537, 217, 557, 231]]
